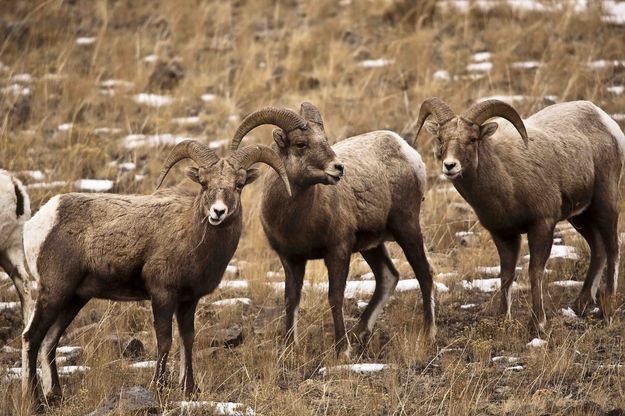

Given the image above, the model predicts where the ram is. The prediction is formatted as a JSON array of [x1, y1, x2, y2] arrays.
[[0, 169, 33, 323], [231, 103, 435, 357], [414, 97, 625, 333], [20, 141, 290, 404]]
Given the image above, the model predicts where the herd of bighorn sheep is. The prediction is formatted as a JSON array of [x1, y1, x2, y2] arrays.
[[1, 97, 624, 408]]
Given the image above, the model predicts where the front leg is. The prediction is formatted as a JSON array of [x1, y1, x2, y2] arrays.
[[280, 257, 306, 346], [324, 248, 352, 359], [150, 296, 176, 390], [491, 233, 521, 320], [527, 221, 556, 335], [175, 299, 199, 396]]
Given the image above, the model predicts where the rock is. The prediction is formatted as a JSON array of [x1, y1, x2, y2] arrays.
[[147, 59, 184, 91], [123, 338, 145, 360], [87, 386, 159, 415], [208, 325, 243, 348], [253, 306, 283, 335]]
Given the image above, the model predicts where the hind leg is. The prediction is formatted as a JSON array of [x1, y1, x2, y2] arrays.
[[594, 206, 620, 322], [40, 296, 88, 403], [390, 216, 436, 341], [569, 214, 606, 316], [353, 244, 400, 342], [0, 239, 34, 326]]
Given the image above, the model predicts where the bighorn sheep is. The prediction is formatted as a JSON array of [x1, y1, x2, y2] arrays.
[[414, 98, 625, 333], [0, 169, 33, 323], [20, 140, 290, 404], [231, 102, 435, 357]]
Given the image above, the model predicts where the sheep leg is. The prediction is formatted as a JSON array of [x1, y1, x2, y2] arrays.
[[40, 296, 88, 404], [150, 297, 176, 390], [491, 233, 521, 320], [595, 207, 619, 323], [324, 250, 352, 359], [392, 223, 436, 342], [0, 244, 33, 326], [22, 295, 64, 406], [526, 222, 555, 335], [175, 299, 199, 396], [353, 244, 399, 343], [569, 214, 606, 316], [280, 257, 306, 346]]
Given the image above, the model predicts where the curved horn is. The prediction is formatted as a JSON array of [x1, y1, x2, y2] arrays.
[[413, 97, 456, 141], [463, 99, 528, 146], [230, 144, 292, 196], [156, 140, 219, 189], [230, 107, 308, 151]]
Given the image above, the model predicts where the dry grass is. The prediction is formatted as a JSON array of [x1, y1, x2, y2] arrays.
[[1, 0, 625, 414]]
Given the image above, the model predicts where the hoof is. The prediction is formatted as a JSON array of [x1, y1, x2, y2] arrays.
[[527, 317, 547, 338], [44, 390, 63, 408], [336, 343, 353, 361], [182, 384, 201, 398], [349, 323, 370, 346], [420, 325, 437, 344], [572, 295, 593, 317]]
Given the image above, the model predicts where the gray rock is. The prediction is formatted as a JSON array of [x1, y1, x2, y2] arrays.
[[209, 325, 243, 348], [123, 338, 145, 360], [87, 386, 159, 415]]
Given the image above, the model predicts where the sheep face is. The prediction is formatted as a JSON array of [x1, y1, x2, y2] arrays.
[[187, 161, 260, 225], [425, 118, 498, 180]]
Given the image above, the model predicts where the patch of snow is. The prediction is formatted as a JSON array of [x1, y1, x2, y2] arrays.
[[523, 245, 578, 262], [462, 278, 520, 293], [357, 300, 368, 310], [1, 83, 30, 96], [27, 181, 67, 190], [172, 116, 201, 126], [58, 123, 73, 131], [76, 37, 96, 45], [585, 59, 625, 70], [602, 0, 625, 24], [133, 93, 173, 108], [512, 61, 540, 69], [553, 237, 562, 245], [129, 361, 157, 369], [58, 365, 89, 375], [226, 265, 238, 275], [504, 365, 524, 372], [123, 133, 190, 150], [117, 162, 136, 171], [75, 179, 114, 192], [358, 59, 394, 68], [0, 271, 9, 281], [433, 70, 451, 82], [266, 271, 283, 279], [19, 170, 44, 181], [143, 54, 158, 63], [477, 266, 523, 276], [5, 367, 41, 380], [10, 73, 32, 83], [359, 272, 374, 280], [172, 401, 255, 416], [527, 338, 547, 348], [42, 73, 66, 81], [0, 302, 19, 311], [466, 62, 493, 72], [211, 298, 251, 307], [436, 272, 458, 279], [607, 85, 625, 95], [57, 346, 82, 354], [209, 139, 229, 149], [319, 363, 391, 375], [492, 356, 520, 363], [472, 52, 492, 62], [478, 95, 526, 105], [100, 79, 134, 90], [455, 231, 474, 237], [134, 174, 145, 182], [551, 280, 583, 288], [94, 127, 122, 135], [219, 280, 250, 290], [201, 93, 217, 103], [460, 303, 478, 310], [560, 307, 578, 318], [544, 94, 559, 103], [613, 114, 625, 122]]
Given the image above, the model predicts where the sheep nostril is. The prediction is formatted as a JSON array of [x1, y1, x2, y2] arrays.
[[334, 163, 345, 176], [443, 161, 457, 171], [213, 208, 226, 217]]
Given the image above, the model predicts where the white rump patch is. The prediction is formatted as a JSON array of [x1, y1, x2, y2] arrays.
[[594, 103, 625, 163], [23, 195, 61, 282], [387, 131, 427, 186]]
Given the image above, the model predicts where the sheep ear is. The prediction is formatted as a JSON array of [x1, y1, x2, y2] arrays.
[[245, 168, 261, 185], [272, 128, 288, 148], [186, 167, 200, 183], [300, 102, 324, 126], [480, 122, 498, 140], [424, 120, 439, 136]]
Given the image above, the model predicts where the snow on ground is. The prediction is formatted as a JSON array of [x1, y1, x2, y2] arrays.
[[143, 54, 158, 63], [359, 272, 374, 280], [226, 265, 238, 275], [433, 69, 451, 82], [10, 73, 32, 83], [462, 278, 520, 293], [527, 338, 547, 348], [129, 361, 157, 369], [607, 85, 625, 95], [523, 245, 579, 262], [172, 116, 202, 126], [132, 93, 173, 107], [512, 61, 541, 69], [1, 83, 30, 96], [172, 401, 255, 416], [58, 365, 89, 375], [57, 346, 82, 354], [75, 179, 114, 192], [318, 363, 392, 375], [460, 303, 478, 310], [94, 127, 122, 135], [492, 356, 520, 363], [613, 114, 625, 121], [476, 266, 523, 276], [504, 365, 524, 372], [58, 123, 73, 131], [585, 59, 625, 69], [0, 271, 9, 281], [358, 59, 394, 68], [551, 280, 583, 288], [466, 61, 493, 72], [123, 133, 189, 150], [27, 181, 67, 190], [211, 298, 251, 307], [76, 37, 96, 45], [19, 170, 45, 181], [560, 307, 578, 318], [477, 95, 526, 104], [201, 93, 217, 102], [100, 79, 134, 90], [0, 302, 19, 311]]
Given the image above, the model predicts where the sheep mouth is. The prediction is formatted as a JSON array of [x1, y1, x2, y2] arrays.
[[208, 215, 225, 226], [325, 173, 342, 184], [443, 170, 462, 180]]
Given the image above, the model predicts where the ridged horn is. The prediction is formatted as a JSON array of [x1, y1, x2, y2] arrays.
[[463, 99, 528, 146], [156, 140, 219, 189], [230, 144, 292, 196], [413, 97, 456, 141], [230, 107, 308, 151]]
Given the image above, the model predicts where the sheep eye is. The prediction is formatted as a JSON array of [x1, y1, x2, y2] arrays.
[[470, 137, 478, 143], [295, 142, 307, 149]]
